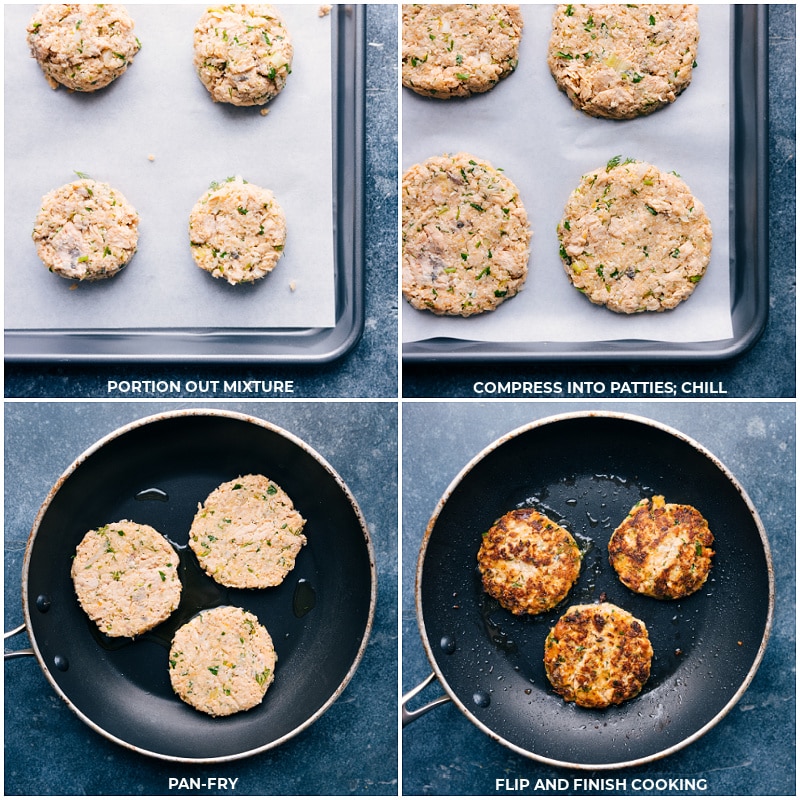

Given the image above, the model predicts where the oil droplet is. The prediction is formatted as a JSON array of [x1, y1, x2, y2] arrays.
[[35, 594, 51, 613], [472, 691, 490, 708], [440, 635, 456, 655], [292, 578, 316, 618], [54, 655, 69, 672], [135, 488, 169, 502]]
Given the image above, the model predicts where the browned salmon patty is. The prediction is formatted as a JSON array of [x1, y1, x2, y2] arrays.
[[608, 495, 714, 599], [544, 602, 653, 708], [477, 508, 582, 615]]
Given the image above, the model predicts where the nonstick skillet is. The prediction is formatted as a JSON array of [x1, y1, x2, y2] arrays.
[[5, 409, 376, 763], [403, 411, 773, 769]]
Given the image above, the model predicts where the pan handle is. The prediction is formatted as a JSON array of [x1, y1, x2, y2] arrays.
[[401, 672, 452, 727], [4, 623, 35, 660]]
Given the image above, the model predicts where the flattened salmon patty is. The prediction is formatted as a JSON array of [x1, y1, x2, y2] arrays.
[[608, 494, 714, 599], [71, 520, 181, 638], [189, 474, 307, 589], [402, 4, 524, 99], [402, 152, 531, 316], [169, 606, 276, 717], [544, 602, 653, 708], [557, 157, 712, 314], [477, 508, 581, 615], [547, 4, 699, 120]]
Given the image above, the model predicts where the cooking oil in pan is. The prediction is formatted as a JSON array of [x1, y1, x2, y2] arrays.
[[134, 488, 169, 502], [292, 578, 316, 618]]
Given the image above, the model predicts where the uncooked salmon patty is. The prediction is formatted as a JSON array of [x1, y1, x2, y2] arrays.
[[402, 152, 531, 316], [478, 508, 581, 615], [544, 602, 653, 708], [193, 4, 292, 106], [189, 176, 287, 285], [402, 4, 523, 99], [558, 157, 712, 313], [169, 606, 277, 717], [27, 4, 140, 92], [547, 4, 699, 119], [608, 495, 714, 599], [71, 520, 181, 638], [189, 474, 307, 589], [33, 178, 139, 281]]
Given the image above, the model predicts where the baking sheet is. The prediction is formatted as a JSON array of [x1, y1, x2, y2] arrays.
[[5, 5, 336, 334], [402, 5, 735, 350]]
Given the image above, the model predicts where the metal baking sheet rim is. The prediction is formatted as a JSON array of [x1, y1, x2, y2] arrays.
[[4, 5, 366, 365], [402, 5, 769, 364]]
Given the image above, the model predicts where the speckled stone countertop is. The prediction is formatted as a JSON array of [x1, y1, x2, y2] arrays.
[[4, 5, 398, 401], [5, 401, 398, 795], [403, 5, 796, 400], [402, 401, 795, 796]]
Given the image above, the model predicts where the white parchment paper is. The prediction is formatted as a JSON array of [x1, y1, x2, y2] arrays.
[[5, 5, 336, 331], [402, 5, 732, 345]]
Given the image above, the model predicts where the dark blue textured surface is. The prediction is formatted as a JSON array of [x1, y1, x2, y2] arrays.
[[4, 6, 398, 400], [403, 5, 796, 399], [401, 401, 795, 796], [4, 401, 398, 795]]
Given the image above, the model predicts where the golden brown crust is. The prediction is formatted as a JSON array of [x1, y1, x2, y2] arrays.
[[608, 495, 714, 599], [477, 508, 581, 615], [543, 602, 653, 708]]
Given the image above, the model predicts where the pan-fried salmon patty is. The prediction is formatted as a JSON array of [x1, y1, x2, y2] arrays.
[[608, 494, 714, 599], [478, 508, 581, 615], [544, 602, 653, 708]]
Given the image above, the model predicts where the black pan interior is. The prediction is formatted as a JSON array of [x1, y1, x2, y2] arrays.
[[417, 414, 772, 768], [24, 412, 374, 761]]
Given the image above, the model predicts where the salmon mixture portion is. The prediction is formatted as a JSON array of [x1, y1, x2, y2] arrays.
[[27, 4, 140, 92], [193, 4, 293, 106], [544, 602, 653, 708], [402, 152, 531, 316], [33, 178, 139, 281], [558, 157, 712, 313], [478, 508, 582, 615], [71, 520, 181, 638], [402, 4, 523, 99], [189, 474, 307, 589], [548, 4, 700, 119], [608, 495, 715, 599], [169, 606, 277, 716], [189, 176, 287, 285]]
